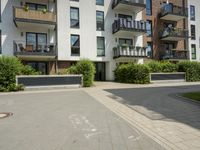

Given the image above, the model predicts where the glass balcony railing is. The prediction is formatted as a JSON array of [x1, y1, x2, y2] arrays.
[[113, 45, 147, 58], [160, 27, 188, 40], [112, 18, 146, 34], [163, 50, 188, 60]]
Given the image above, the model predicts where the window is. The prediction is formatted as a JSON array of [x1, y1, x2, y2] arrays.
[[146, 20, 152, 37], [70, 0, 79, 2], [71, 34, 80, 56], [25, 3, 47, 11], [190, 5, 195, 21], [70, 7, 79, 28], [118, 14, 132, 20], [191, 44, 196, 59], [119, 38, 133, 45], [191, 25, 196, 40], [96, 0, 104, 6], [97, 37, 105, 56], [96, 11, 104, 31], [146, 0, 152, 16], [147, 42, 153, 58], [26, 33, 47, 51]]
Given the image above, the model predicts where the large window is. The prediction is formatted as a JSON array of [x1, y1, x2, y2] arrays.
[[71, 34, 80, 56], [147, 42, 153, 58], [191, 25, 196, 40], [146, 20, 152, 37], [70, 7, 79, 28], [190, 5, 195, 21], [146, 0, 152, 16], [119, 38, 133, 45], [96, 11, 104, 31], [26, 33, 47, 51], [191, 44, 196, 60], [96, 0, 104, 6], [25, 3, 47, 11], [118, 14, 132, 20], [97, 37, 105, 56]]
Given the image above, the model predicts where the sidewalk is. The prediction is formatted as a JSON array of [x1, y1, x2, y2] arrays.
[[84, 82, 200, 150]]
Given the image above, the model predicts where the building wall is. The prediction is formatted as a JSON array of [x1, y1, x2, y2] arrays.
[[143, 0, 188, 60], [57, 0, 144, 80], [187, 0, 200, 61]]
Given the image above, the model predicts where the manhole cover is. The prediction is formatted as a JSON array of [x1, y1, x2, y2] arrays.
[[0, 112, 13, 119]]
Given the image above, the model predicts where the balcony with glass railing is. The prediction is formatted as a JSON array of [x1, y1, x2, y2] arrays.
[[160, 4, 188, 21], [112, 0, 146, 13], [160, 27, 188, 41], [112, 18, 146, 36], [163, 50, 188, 60], [113, 45, 147, 59], [13, 41, 56, 60]]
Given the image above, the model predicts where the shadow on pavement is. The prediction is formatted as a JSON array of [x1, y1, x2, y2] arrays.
[[105, 85, 200, 130]]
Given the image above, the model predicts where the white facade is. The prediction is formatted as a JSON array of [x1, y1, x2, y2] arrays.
[[187, 0, 200, 61], [0, 0, 146, 80]]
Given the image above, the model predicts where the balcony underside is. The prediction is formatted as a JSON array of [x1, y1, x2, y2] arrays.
[[15, 52, 56, 61], [113, 29, 145, 37], [113, 3, 145, 13], [160, 36, 186, 41], [160, 13, 187, 21], [14, 19, 56, 30]]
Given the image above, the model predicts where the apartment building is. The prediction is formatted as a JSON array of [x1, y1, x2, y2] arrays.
[[187, 0, 200, 61], [144, 0, 189, 61], [0, 0, 194, 81]]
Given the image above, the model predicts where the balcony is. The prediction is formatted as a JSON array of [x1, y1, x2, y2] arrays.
[[13, 6, 56, 29], [113, 45, 147, 59], [13, 41, 56, 61], [112, 19, 146, 36], [160, 4, 188, 21], [163, 50, 188, 61], [160, 28, 188, 41], [112, 0, 146, 13]]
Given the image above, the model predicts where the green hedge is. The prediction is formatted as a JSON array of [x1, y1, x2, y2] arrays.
[[0, 56, 39, 92], [114, 63, 150, 84], [147, 61, 177, 73], [66, 60, 96, 87], [177, 61, 200, 82]]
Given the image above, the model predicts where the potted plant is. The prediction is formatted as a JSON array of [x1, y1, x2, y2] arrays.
[[42, 8, 47, 14], [24, 5, 29, 12]]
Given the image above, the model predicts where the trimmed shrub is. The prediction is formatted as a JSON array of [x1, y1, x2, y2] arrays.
[[177, 61, 198, 72], [20, 65, 40, 75], [161, 61, 178, 72], [147, 61, 162, 73], [114, 63, 150, 84], [0, 56, 22, 91], [66, 60, 96, 87]]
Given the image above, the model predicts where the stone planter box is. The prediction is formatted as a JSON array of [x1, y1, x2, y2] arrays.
[[150, 72, 186, 82]]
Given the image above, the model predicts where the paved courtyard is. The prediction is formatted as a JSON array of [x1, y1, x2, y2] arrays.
[[0, 90, 165, 150]]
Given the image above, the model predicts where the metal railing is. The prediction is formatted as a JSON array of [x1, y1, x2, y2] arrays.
[[163, 50, 188, 60], [13, 41, 56, 56], [113, 45, 147, 58], [112, 0, 146, 9], [112, 18, 146, 34], [160, 27, 188, 39], [160, 4, 188, 17]]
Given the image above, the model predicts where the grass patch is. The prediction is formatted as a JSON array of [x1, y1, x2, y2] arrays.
[[182, 92, 200, 102]]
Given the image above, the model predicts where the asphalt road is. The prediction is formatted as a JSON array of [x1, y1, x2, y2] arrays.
[[106, 85, 200, 130], [0, 90, 165, 150]]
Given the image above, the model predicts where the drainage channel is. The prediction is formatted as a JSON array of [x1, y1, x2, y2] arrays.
[[0, 112, 13, 119]]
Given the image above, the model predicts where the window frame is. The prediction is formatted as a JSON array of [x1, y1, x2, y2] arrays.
[[146, 0, 152, 16], [97, 36, 105, 57], [96, 11, 104, 31], [70, 7, 80, 29], [191, 44, 196, 60], [146, 20, 152, 37], [190, 5, 195, 21], [96, 0, 104, 6], [147, 42, 153, 58], [71, 34, 80, 56], [191, 25, 196, 40]]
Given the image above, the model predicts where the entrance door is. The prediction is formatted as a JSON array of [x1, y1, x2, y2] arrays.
[[95, 62, 106, 81]]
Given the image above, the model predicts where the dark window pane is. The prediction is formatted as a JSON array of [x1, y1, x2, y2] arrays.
[[191, 25, 196, 40], [147, 42, 153, 58], [97, 37, 105, 56], [190, 5, 195, 21], [191, 44, 196, 59], [70, 7, 79, 28], [96, 0, 104, 6], [146, 0, 152, 15], [146, 20, 152, 37], [96, 11, 104, 31], [71, 35, 80, 56]]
